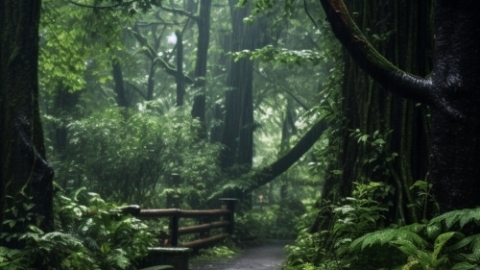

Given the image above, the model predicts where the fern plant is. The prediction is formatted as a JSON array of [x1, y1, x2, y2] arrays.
[[284, 181, 392, 270], [348, 207, 480, 269], [0, 187, 157, 269]]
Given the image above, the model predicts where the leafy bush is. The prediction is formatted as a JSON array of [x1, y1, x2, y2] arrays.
[[284, 181, 395, 269], [350, 207, 480, 269], [284, 181, 480, 269], [234, 200, 304, 241], [0, 187, 156, 270], [49, 107, 222, 208]]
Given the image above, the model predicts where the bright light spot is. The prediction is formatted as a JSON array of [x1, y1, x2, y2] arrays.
[[167, 33, 177, 44]]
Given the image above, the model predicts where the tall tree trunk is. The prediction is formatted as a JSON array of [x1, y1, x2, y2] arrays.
[[112, 59, 130, 107], [320, 0, 480, 212], [191, 0, 212, 139], [0, 0, 54, 236], [220, 1, 264, 172], [317, 0, 432, 226], [175, 31, 185, 106]]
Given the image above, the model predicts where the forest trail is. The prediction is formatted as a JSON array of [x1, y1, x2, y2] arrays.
[[189, 240, 291, 270]]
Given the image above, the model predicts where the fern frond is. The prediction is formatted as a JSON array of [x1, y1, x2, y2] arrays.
[[451, 261, 478, 270], [432, 232, 464, 262], [41, 231, 84, 249], [444, 234, 480, 252], [350, 228, 428, 252], [461, 252, 480, 265], [429, 208, 480, 230], [402, 223, 427, 234], [391, 239, 428, 258]]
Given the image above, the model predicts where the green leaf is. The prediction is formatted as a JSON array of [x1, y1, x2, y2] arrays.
[[432, 232, 463, 262], [451, 262, 478, 270]]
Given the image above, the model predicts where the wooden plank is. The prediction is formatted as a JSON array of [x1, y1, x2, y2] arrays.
[[178, 221, 229, 235], [138, 208, 230, 218], [181, 234, 227, 248]]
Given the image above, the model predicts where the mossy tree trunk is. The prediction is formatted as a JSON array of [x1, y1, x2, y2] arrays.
[[0, 0, 54, 236], [318, 0, 432, 225], [320, 0, 480, 213]]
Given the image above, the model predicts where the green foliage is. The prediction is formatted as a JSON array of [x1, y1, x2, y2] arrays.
[[285, 181, 393, 269], [0, 188, 156, 270], [234, 200, 303, 241], [48, 106, 222, 208], [232, 45, 328, 66], [346, 208, 480, 269], [284, 210, 321, 268], [40, 0, 135, 93]]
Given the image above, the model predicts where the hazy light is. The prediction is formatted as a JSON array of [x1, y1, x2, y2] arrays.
[[167, 33, 177, 44]]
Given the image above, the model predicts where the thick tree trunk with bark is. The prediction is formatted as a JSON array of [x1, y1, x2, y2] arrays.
[[112, 59, 130, 107], [320, 0, 480, 212], [191, 0, 211, 139], [0, 0, 54, 234], [175, 31, 185, 106], [221, 1, 266, 172]]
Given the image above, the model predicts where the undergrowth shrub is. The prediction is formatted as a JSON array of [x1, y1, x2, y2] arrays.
[[284, 181, 396, 270], [284, 179, 480, 270], [48, 107, 222, 208], [234, 200, 304, 241], [0, 187, 156, 270], [350, 207, 480, 269]]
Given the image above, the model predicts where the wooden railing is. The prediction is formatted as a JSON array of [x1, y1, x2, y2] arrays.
[[121, 199, 237, 249]]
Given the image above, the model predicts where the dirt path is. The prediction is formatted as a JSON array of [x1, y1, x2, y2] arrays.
[[189, 240, 291, 270]]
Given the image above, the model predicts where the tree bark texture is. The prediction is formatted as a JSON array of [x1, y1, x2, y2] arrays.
[[175, 31, 185, 106], [317, 0, 432, 224], [112, 59, 130, 107], [245, 120, 327, 193], [0, 0, 54, 233], [220, 1, 265, 172], [191, 0, 212, 139], [320, 0, 480, 212]]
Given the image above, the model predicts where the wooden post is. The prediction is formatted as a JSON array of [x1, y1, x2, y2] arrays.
[[170, 214, 179, 247], [219, 198, 238, 235], [119, 205, 141, 216]]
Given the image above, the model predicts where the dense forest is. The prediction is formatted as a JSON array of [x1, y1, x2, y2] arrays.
[[1, 0, 480, 269]]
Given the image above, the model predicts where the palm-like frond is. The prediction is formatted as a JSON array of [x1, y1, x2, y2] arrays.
[[429, 208, 480, 230], [350, 227, 428, 252]]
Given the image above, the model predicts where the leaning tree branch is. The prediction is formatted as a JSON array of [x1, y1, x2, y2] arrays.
[[254, 69, 311, 110], [244, 119, 327, 193], [159, 4, 199, 22], [318, 0, 433, 105], [129, 28, 194, 84], [68, 0, 136, 9]]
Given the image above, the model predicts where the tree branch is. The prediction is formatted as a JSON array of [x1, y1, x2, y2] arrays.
[[125, 81, 147, 99], [129, 28, 194, 84], [244, 119, 327, 193], [318, 0, 433, 105], [68, 0, 136, 9], [159, 4, 199, 22], [254, 69, 311, 110]]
